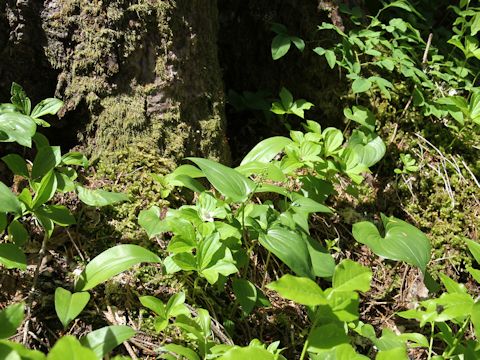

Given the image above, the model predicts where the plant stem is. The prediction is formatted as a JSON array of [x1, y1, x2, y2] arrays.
[[444, 317, 470, 357], [23, 233, 49, 344], [427, 321, 435, 360], [299, 337, 309, 360]]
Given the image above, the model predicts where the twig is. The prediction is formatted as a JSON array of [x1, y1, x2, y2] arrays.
[[66, 229, 85, 262], [422, 33, 433, 65], [462, 159, 480, 189]]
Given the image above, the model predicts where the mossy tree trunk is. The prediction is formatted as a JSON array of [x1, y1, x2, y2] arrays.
[[1, 0, 230, 170]]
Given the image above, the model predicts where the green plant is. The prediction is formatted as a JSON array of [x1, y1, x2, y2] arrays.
[[0, 301, 135, 359], [394, 153, 419, 174], [396, 240, 480, 359], [270, 23, 305, 60]]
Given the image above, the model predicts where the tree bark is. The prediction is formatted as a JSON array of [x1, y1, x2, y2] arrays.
[[1, 0, 230, 170]]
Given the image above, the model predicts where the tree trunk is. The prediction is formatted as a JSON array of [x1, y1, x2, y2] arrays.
[[1, 0, 230, 171]]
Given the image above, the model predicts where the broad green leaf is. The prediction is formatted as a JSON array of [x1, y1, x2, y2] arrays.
[[0, 303, 24, 339], [333, 259, 372, 293], [466, 239, 480, 264], [8, 220, 29, 246], [385, 0, 425, 20], [352, 77, 372, 94], [259, 226, 312, 278], [55, 288, 90, 328], [471, 301, 480, 338], [240, 136, 292, 165], [138, 206, 169, 238], [306, 237, 336, 278], [291, 36, 305, 51], [471, 13, 480, 36], [233, 278, 257, 314], [1, 154, 28, 178], [279, 87, 293, 109], [201, 253, 238, 284], [325, 50, 337, 69], [271, 34, 291, 60], [0, 112, 36, 147], [10, 83, 31, 115], [35, 205, 75, 226], [187, 158, 255, 203], [470, 91, 480, 124], [323, 128, 344, 155], [310, 343, 368, 359], [0, 244, 27, 270], [170, 164, 205, 179], [376, 347, 408, 360], [373, 329, 406, 352], [313, 47, 326, 56], [352, 215, 430, 272], [307, 323, 350, 353], [356, 136, 386, 167], [0, 182, 22, 214], [219, 346, 275, 359], [80, 326, 135, 359], [61, 152, 88, 167], [31, 170, 58, 208], [267, 274, 325, 306], [30, 98, 63, 119], [31, 146, 61, 180], [467, 266, 480, 283], [165, 293, 189, 317], [0, 213, 6, 233], [439, 273, 467, 294], [161, 344, 200, 360], [47, 336, 97, 360], [290, 194, 332, 214], [343, 106, 376, 132], [174, 175, 206, 193], [74, 244, 161, 291], [76, 186, 129, 207], [0, 340, 46, 360], [139, 296, 166, 317]]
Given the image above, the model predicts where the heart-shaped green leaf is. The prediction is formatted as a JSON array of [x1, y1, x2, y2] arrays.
[[352, 214, 430, 272], [55, 288, 90, 328], [138, 206, 169, 238]]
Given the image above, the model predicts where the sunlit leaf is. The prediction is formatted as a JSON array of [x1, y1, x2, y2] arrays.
[[76, 186, 129, 207], [80, 326, 135, 359], [55, 288, 90, 328], [352, 214, 430, 272], [240, 136, 291, 165], [187, 158, 255, 203], [267, 274, 325, 306], [74, 245, 161, 291]]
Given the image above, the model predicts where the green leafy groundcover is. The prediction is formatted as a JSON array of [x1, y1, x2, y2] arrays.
[[1, 0, 480, 358]]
